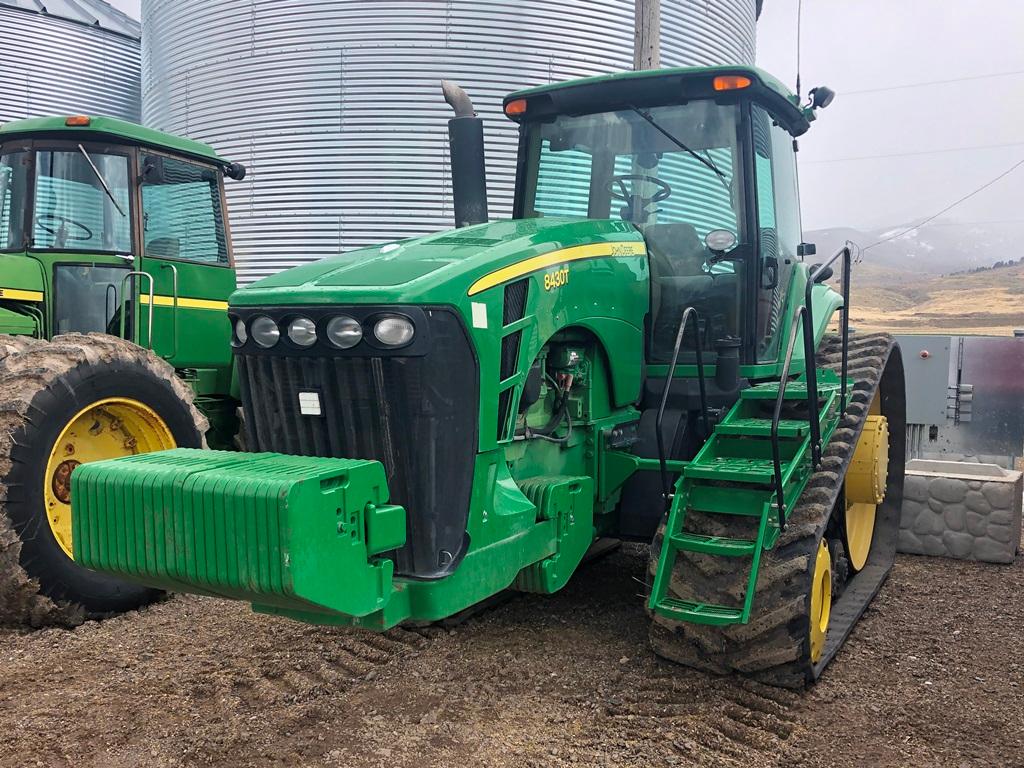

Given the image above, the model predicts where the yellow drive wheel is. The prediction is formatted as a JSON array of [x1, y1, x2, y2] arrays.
[[43, 398, 176, 559], [844, 410, 890, 572], [809, 538, 832, 664], [0, 333, 208, 625]]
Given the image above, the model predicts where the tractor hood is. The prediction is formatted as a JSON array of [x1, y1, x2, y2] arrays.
[[230, 217, 645, 307]]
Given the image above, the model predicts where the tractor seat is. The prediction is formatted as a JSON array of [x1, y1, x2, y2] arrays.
[[643, 222, 709, 277], [146, 237, 180, 260]]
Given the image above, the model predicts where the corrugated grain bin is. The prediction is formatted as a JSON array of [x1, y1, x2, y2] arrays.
[[142, 0, 759, 282], [0, 0, 141, 123]]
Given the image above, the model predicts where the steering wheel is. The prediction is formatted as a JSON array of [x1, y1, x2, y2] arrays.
[[36, 213, 93, 242], [607, 174, 673, 204]]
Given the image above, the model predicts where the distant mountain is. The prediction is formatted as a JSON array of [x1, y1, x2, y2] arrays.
[[804, 219, 1024, 276]]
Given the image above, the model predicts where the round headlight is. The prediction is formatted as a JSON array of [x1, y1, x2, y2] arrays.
[[287, 316, 317, 347], [325, 315, 363, 349], [373, 316, 415, 347], [233, 318, 248, 347], [250, 315, 280, 348]]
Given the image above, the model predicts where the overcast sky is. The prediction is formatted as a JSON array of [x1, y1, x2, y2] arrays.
[[756, 0, 1024, 230], [108, 1, 1024, 231]]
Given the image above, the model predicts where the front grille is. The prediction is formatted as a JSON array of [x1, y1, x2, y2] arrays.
[[237, 308, 478, 579]]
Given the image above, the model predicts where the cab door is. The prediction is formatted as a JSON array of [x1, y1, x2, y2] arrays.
[[136, 151, 235, 377], [751, 105, 802, 363]]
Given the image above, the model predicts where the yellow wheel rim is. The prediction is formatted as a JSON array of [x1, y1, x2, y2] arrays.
[[44, 397, 176, 559], [844, 409, 890, 572], [809, 538, 832, 664]]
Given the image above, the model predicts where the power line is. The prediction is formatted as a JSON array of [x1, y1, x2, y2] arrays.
[[803, 140, 1024, 164], [843, 68, 1024, 96], [863, 156, 1024, 251]]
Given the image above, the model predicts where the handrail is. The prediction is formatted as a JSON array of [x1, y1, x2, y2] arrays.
[[770, 246, 852, 528], [104, 283, 117, 331], [160, 262, 179, 360], [119, 270, 155, 349], [656, 306, 710, 513]]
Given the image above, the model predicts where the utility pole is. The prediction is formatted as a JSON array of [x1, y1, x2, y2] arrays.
[[634, 0, 661, 70]]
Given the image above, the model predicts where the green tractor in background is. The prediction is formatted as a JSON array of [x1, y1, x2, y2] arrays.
[[0, 115, 241, 624], [72, 65, 905, 687]]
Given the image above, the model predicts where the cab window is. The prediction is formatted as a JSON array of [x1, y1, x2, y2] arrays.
[[33, 149, 131, 253], [141, 154, 228, 264], [0, 150, 29, 251], [534, 143, 591, 217], [522, 101, 746, 362], [752, 106, 801, 362]]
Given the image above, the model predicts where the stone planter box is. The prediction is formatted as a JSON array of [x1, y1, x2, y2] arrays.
[[898, 460, 1023, 564]]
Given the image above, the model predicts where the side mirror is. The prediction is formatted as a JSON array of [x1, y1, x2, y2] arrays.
[[224, 162, 246, 181], [705, 229, 737, 255]]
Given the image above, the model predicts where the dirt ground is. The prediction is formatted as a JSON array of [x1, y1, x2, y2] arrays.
[[0, 544, 1021, 768]]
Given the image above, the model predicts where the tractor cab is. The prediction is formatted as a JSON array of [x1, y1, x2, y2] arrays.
[[0, 115, 242, 385], [506, 66, 823, 368]]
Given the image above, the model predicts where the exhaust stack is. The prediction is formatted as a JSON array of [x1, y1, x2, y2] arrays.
[[442, 80, 488, 228]]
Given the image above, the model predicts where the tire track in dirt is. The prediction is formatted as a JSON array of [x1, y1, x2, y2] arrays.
[[0, 597, 437, 768], [0, 541, 1020, 767]]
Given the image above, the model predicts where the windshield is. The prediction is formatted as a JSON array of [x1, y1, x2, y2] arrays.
[[519, 101, 748, 361], [32, 149, 131, 253]]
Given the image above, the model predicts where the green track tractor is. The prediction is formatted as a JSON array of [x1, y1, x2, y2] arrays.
[[72, 66, 905, 687], [0, 115, 241, 624]]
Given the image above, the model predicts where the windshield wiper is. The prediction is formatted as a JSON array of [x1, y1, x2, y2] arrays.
[[628, 106, 730, 191], [77, 144, 126, 217]]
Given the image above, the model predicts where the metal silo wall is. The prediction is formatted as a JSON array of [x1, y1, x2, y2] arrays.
[[0, 7, 140, 123], [142, 0, 756, 283]]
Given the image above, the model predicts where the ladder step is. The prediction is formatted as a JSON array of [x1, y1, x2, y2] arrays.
[[652, 597, 745, 626], [716, 417, 808, 438], [670, 532, 756, 556], [740, 381, 835, 401], [687, 484, 769, 516], [685, 457, 777, 484]]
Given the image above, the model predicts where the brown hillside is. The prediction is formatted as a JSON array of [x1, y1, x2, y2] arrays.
[[842, 262, 1023, 335]]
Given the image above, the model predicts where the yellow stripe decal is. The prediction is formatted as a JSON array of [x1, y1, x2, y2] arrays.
[[0, 288, 44, 302], [139, 295, 229, 311], [467, 241, 647, 297]]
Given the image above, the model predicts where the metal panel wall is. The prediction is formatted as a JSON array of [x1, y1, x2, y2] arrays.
[[142, 0, 757, 283], [0, 4, 140, 124]]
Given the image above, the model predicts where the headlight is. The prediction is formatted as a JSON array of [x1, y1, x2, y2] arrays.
[[232, 318, 247, 347], [325, 315, 362, 349], [250, 315, 280, 348], [373, 315, 415, 347], [287, 316, 317, 347]]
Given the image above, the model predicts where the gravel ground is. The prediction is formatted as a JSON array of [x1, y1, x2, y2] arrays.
[[0, 544, 1020, 768]]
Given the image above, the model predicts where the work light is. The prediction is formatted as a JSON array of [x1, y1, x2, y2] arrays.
[[373, 316, 415, 347], [287, 317, 317, 347], [250, 315, 280, 348], [232, 318, 248, 347], [325, 315, 363, 349]]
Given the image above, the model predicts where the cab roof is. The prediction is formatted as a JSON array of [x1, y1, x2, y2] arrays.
[[0, 115, 228, 165], [504, 65, 810, 136]]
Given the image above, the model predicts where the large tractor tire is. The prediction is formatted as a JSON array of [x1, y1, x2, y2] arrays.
[[649, 333, 906, 688], [0, 333, 207, 627]]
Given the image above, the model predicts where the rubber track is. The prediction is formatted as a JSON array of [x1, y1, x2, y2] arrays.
[[648, 333, 904, 688], [0, 333, 207, 628]]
